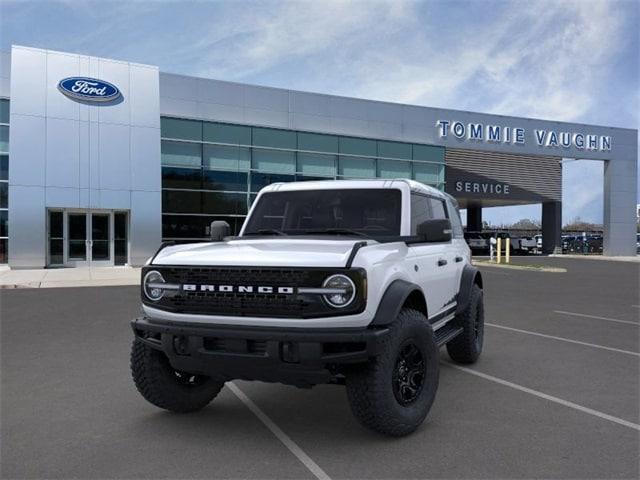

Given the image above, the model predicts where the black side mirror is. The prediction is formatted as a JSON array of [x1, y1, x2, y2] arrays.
[[210, 221, 230, 241], [416, 219, 452, 243]]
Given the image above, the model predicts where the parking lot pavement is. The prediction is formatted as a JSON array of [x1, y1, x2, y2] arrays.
[[1, 257, 638, 479]]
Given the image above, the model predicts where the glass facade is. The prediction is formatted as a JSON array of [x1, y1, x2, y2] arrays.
[[0, 99, 8, 263], [160, 117, 445, 241]]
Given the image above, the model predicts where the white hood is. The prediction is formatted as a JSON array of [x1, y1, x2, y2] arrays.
[[152, 238, 369, 267]]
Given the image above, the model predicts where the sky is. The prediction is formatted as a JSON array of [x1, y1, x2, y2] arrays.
[[1, 0, 638, 225]]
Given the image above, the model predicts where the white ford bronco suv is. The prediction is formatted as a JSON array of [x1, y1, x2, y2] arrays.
[[131, 179, 484, 436]]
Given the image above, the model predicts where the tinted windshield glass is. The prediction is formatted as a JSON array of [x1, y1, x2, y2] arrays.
[[243, 189, 402, 237]]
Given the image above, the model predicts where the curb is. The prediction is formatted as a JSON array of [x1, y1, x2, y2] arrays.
[[473, 261, 567, 273]]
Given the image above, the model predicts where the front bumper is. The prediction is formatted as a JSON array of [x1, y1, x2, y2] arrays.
[[131, 317, 389, 387]]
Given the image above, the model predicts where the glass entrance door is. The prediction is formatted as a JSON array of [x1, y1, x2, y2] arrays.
[[48, 210, 129, 267]]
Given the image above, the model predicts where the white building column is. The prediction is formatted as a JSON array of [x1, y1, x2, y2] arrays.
[[603, 147, 638, 256]]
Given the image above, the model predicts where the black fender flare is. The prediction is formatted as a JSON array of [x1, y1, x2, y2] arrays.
[[370, 279, 426, 326], [456, 264, 483, 315]]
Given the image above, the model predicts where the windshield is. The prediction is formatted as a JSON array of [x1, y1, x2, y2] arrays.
[[242, 189, 402, 238]]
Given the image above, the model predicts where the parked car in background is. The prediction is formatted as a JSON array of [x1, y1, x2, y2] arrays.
[[464, 231, 489, 253]]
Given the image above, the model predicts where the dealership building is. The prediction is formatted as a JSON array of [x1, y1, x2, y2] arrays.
[[0, 45, 637, 267]]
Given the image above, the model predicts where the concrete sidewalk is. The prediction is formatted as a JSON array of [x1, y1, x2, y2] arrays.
[[0, 266, 140, 289]]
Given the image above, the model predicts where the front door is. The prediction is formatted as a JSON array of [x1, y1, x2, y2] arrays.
[[48, 210, 129, 267]]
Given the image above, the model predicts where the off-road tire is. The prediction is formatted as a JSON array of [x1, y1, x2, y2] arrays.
[[131, 340, 224, 413], [447, 283, 484, 364], [345, 309, 439, 436]]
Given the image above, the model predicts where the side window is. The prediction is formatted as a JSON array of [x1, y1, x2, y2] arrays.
[[446, 199, 464, 238], [428, 198, 448, 220], [410, 194, 431, 234]]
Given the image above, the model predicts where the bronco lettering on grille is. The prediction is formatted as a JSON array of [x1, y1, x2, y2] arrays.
[[182, 284, 295, 294]]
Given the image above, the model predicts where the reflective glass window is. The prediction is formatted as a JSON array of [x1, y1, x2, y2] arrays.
[[0, 182, 6, 208], [0, 210, 7, 237], [202, 192, 247, 215], [161, 141, 201, 167], [297, 132, 338, 153], [202, 170, 248, 192], [297, 152, 336, 177], [0, 126, 8, 153], [410, 194, 431, 234], [203, 144, 250, 171], [413, 144, 445, 163], [429, 198, 448, 220], [378, 141, 411, 160], [161, 117, 201, 141], [0, 238, 6, 263], [0, 155, 7, 181], [162, 167, 202, 189], [252, 148, 295, 173], [338, 156, 376, 178], [162, 190, 202, 214], [252, 127, 296, 149], [339, 137, 376, 157], [203, 122, 251, 145], [413, 163, 443, 185], [378, 159, 411, 178], [250, 172, 295, 192], [0, 99, 9, 124]]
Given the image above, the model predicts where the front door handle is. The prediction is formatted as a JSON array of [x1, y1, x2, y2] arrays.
[[455, 256, 463, 263], [437, 259, 447, 267]]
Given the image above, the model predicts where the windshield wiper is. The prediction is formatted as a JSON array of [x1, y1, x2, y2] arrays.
[[244, 229, 287, 236], [303, 228, 369, 238]]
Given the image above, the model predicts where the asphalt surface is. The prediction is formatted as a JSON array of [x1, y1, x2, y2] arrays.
[[1, 257, 639, 479]]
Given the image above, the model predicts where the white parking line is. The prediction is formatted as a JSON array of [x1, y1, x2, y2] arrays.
[[228, 382, 331, 480], [486, 323, 640, 357], [554, 310, 639, 326], [445, 363, 640, 431]]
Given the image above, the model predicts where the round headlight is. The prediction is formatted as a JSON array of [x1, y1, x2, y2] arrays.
[[143, 270, 165, 302], [322, 274, 356, 308]]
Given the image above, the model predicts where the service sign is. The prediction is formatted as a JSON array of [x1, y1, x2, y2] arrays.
[[58, 77, 121, 102]]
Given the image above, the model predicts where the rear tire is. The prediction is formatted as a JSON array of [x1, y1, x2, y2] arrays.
[[447, 284, 484, 364], [346, 309, 439, 436], [131, 340, 224, 413]]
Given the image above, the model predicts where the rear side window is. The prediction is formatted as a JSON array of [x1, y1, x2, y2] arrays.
[[428, 198, 448, 220], [446, 199, 464, 238], [410, 194, 431, 234]]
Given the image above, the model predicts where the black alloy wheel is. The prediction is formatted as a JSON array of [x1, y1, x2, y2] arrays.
[[392, 341, 426, 406]]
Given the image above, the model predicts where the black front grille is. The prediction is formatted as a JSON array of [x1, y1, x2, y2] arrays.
[[143, 266, 366, 319]]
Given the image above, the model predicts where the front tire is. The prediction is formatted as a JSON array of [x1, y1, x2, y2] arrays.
[[346, 309, 439, 436], [447, 283, 484, 364], [131, 340, 224, 413]]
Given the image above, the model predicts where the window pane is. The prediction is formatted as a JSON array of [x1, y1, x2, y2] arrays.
[[338, 156, 376, 178], [0, 126, 8, 153], [161, 117, 201, 141], [378, 141, 411, 160], [49, 239, 62, 265], [339, 137, 376, 157], [0, 210, 7, 237], [202, 170, 248, 191], [0, 99, 9, 124], [252, 148, 295, 173], [252, 127, 296, 149], [297, 132, 338, 153], [378, 159, 411, 178], [202, 192, 247, 215], [297, 152, 336, 177], [0, 182, 7, 208], [447, 200, 464, 238], [203, 144, 250, 171], [162, 190, 202, 213], [0, 238, 6, 263], [413, 163, 443, 185], [0, 155, 7, 181], [203, 122, 251, 145], [49, 211, 63, 238], [250, 172, 295, 192], [410, 195, 431, 234], [161, 141, 201, 167], [429, 198, 448, 220], [162, 167, 202, 189], [413, 144, 445, 163], [163, 215, 242, 238]]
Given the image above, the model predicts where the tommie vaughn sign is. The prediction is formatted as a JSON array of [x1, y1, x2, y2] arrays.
[[58, 77, 121, 102], [436, 120, 612, 152]]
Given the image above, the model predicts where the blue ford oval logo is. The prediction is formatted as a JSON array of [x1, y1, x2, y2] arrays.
[[58, 77, 121, 102]]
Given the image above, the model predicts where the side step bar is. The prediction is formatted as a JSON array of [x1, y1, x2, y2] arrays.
[[435, 324, 464, 347]]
